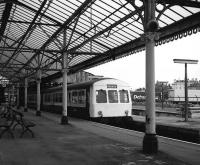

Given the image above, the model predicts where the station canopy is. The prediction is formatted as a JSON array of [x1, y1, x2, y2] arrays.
[[0, 0, 200, 84]]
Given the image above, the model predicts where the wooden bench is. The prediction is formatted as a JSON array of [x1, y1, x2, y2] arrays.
[[12, 109, 36, 138], [20, 118, 36, 137], [0, 119, 14, 138], [0, 108, 15, 138]]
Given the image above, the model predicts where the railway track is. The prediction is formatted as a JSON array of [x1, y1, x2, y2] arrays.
[[94, 116, 200, 144]]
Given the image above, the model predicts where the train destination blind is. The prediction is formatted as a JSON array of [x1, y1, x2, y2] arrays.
[[107, 84, 117, 88]]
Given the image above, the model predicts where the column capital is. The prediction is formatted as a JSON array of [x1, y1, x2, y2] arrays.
[[36, 78, 41, 83], [141, 32, 159, 42], [16, 83, 20, 88], [62, 68, 68, 73]]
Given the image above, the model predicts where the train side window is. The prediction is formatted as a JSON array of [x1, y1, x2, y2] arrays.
[[57, 93, 62, 102], [78, 90, 86, 104], [45, 93, 51, 103], [48, 94, 51, 102], [96, 90, 107, 103], [53, 93, 56, 102], [72, 91, 78, 104], [108, 90, 118, 103], [68, 91, 71, 104], [119, 90, 129, 103]]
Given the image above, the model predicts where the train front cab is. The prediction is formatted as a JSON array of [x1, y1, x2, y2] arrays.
[[89, 79, 132, 119]]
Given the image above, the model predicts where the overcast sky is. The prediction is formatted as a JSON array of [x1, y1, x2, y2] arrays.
[[86, 32, 200, 90]]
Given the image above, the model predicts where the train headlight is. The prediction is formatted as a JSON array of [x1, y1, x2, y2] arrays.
[[125, 110, 129, 116], [98, 111, 103, 117]]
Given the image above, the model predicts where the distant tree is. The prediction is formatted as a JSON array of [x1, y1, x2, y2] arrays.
[[135, 87, 145, 92], [155, 81, 172, 101]]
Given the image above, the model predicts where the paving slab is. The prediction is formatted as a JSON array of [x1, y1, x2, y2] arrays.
[[0, 109, 192, 165]]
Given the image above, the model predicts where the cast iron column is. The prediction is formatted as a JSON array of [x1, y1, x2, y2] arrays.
[[61, 29, 68, 124], [36, 70, 41, 116], [17, 83, 20, 109], [8, 88, 10, 106], [143, 0, 158, 154], [12, 85, 15, 106], [24, 78, 28, 112], [184, 63, 188, 121]]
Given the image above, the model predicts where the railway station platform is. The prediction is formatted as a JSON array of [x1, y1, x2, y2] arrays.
[[132, 105, 200, 143], [132, 105, 200, 130], [0, 107, 193, 165]]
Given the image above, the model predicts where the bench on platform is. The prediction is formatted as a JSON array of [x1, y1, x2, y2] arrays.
[[12, 108, 36, 138], [1, 106, 36, 138], [0, 118, 15, 138], [0, 107, 15, 138]]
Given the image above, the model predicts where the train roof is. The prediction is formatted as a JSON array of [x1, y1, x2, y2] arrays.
[[67, 78, 113, 89], [42, 78, 130, 92]]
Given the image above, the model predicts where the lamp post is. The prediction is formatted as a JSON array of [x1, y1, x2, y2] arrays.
[[173, 59, 198, 121], [158, 81, 168, 110]]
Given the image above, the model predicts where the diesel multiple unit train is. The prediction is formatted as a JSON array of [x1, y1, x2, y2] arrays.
[[27, 78, 132, 120]]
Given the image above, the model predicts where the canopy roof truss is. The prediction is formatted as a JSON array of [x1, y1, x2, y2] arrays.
[[0, 0, 200, 83]]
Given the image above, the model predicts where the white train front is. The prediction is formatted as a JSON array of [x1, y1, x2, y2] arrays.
[[28, 78, 132, 119]]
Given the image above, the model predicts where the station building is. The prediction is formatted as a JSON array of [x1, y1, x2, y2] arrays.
[[168, 79, 200, 103]]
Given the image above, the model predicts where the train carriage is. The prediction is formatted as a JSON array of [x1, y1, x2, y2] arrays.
[[28, 78, 132, 119]]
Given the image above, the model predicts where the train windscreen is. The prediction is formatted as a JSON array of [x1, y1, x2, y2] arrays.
[[108, 90, 118, 103], [96, 90, 107, 103], [119, 90, 129, 103]]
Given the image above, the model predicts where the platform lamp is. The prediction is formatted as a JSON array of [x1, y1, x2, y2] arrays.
[[173, 59, 198, 122], [158, 81, 168, 110]]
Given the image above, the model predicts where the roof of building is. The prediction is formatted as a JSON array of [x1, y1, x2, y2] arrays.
[[1, 0, 200, 84]]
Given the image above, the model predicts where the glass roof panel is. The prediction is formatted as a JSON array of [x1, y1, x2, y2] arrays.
[[0, 0, 200, 82]]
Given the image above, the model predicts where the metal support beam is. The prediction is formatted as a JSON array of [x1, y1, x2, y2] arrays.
[[15, 0, 95, 75], [3, 0, 48, 68], [67, 11, 200, 73], [0, 0, 16, 4], [70, 51, 103, 56], [0, 2, 13, 43], [0, 20, 60, 26], [65, 16, 80, 51], [0, 46, 61, 53], [68, 8, 142, 53], [158, 0, 200, 8], [37, 8, 143, 74], [14, 0, 109, 50]]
